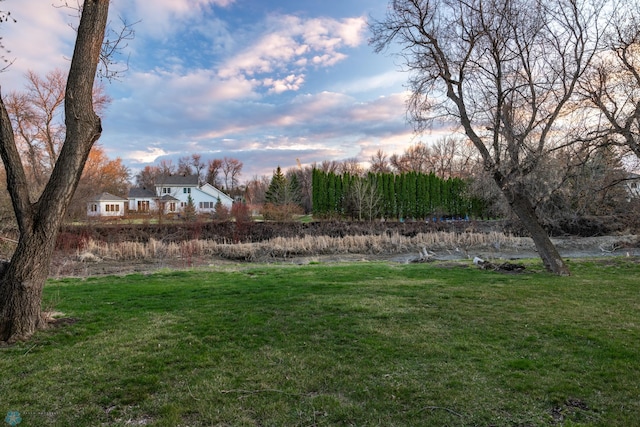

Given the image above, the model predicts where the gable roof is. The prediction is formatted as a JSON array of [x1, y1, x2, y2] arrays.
[[128, 187, 156, 198], [199, 182, 234, 202], [89, 192, 127, 202], [158, 175, 199, 186]]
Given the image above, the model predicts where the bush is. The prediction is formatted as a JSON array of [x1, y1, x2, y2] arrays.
[[262, 203, 303, 222], [231, 202, 252, 224], [212, 199, 231, 221]]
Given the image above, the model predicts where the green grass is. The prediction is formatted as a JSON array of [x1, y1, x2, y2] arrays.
[[1, 258, 639, 426]]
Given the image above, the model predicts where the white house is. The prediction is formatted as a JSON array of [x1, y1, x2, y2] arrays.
[[87, 192, 127, 217], [128, 175, 234, 215]]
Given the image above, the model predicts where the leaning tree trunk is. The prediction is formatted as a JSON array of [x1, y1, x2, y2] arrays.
[[497, 175, 571, 276], [0, 0, 109, 343]]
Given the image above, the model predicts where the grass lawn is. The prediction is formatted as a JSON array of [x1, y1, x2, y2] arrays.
[[1, 258, 639, 426]]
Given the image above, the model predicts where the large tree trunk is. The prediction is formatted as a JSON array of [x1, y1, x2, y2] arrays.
[[497, 175, 571, 276], [0, 0, 109, 343], [0, 232, 58, 341]]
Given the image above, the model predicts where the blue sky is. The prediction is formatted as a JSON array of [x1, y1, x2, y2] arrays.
[[1, 0, 448, 180]]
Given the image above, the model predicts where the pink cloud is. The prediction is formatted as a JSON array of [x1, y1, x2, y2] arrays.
[[218, 14, 367, 91]]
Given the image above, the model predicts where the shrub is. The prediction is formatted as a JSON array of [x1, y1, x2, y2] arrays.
[[262, 203, 303, 222], [231, 201, 252, 223], [213, 199, 231, 221]]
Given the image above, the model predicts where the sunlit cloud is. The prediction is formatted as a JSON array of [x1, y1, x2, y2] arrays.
[[4, 0, 417, 180], [264, 74, 306, 94], [218, 14, 367, 93], [128, 147, 174, 164]]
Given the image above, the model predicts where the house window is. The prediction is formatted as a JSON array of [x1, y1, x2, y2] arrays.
[[163, 187, 170, 194], [91, 204, 98, 212], [632, 182, 638, 189], [183, 188, 191, 194], [137, 201, 150, 212], [169, 202, 176, 212], [199, 202, 214, 209]]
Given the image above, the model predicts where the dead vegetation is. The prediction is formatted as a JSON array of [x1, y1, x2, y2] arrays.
[[75, 231, 534, 262]]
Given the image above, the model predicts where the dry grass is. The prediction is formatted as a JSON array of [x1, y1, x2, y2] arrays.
[[77, 231, 534, 262]]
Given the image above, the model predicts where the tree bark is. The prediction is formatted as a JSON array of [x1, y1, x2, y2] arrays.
[[0, 0, 109, 343], [495, 173, 571, 276]]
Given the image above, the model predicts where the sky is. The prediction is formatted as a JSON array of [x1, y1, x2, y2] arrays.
[[0, 0, 449, 181]]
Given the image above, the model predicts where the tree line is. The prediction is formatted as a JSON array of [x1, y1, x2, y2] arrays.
[[312, 170, 485, 221]]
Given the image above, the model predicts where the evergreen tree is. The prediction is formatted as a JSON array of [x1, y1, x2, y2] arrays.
[[183, 194, 197, 222], [265, 166, 287, 204]]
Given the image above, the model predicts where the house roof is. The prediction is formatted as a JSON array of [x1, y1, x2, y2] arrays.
[[89, 192, 127, 202], [159, 194, 179, 201], [128, 187, 156, 198], [199, 182, 234, 202], [158, 174, 199, 186]]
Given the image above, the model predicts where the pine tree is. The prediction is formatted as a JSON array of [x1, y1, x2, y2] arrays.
[[265, 166, 287, 204], [183, 194, 197, 222]]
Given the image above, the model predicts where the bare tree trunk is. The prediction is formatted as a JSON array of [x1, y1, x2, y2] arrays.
[[0, 0, 109, 343], [0, 232, 57, 341], [496, 174, 571, 276]]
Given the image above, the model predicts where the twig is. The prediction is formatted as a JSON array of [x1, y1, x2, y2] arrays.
[[187, 384, 200, 401], [23, 343, 37, 355]]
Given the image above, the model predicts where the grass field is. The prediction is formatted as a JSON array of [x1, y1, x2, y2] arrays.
[[1, 258, 639, 426]]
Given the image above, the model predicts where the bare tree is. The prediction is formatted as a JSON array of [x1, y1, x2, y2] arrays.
[[338, 157, 365, 176], [369, 149, 392, 173], [191, 153, 205, 184], [347, 176, 383, 221], [5, 68, 110, 189], [5, 92, 46, 188], [221, 157, 242, 192], [372, 0, 607, 275], [580, 4, 640, 159], [429, 136, 477, 179], [318, 160, 340, 174], [0, 0, 110, 342], [244, 174, 270, 206], [390, 142, 431, 173], [206, 158, 223, 188], [135, 165, 160, 189], [177, 155, 194, 176]]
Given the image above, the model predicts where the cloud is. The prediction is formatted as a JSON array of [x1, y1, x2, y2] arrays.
[[128, 147, 174, 164], [113, 0, 235, 38], [0, 1, 76, 89], [218, 14, 367, 93], [264, 74, 306, 94]]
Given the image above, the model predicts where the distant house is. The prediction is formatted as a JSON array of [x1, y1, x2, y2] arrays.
[[87, 192, 127, 217], [128, 175, 234, 215]]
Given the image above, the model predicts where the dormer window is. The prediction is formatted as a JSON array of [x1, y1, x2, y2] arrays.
[[183, 188, 191, 194]]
